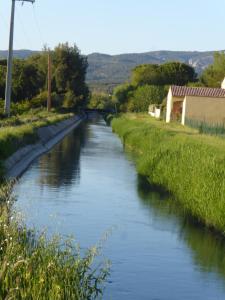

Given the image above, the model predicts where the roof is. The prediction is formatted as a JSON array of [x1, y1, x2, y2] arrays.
[[171, 85, 225, 98]]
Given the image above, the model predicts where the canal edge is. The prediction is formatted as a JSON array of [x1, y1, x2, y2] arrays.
[[4, 114, 86, 179]]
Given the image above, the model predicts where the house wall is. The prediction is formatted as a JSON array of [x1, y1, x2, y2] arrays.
[[185, 96, 225, 124], [166, 87, 183, 122]]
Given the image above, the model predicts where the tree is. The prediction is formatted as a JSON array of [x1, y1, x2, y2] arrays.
[[200, 52, 225, 87], [52, 43, 89, 108], [0, 64, 7, 99], [112, 83, 135, 112], [161, 62, 197, 85], [87, 93, 113, 110], [10, 59, 44, 102], [132, 64, 162, 86], [128, 85, 167, 112], [132, 62, 196, 86]]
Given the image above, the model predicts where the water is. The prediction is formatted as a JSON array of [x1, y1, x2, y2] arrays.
[[15, 117, 225, 300]]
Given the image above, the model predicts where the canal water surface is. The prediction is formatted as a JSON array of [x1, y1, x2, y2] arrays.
[[15, 117, 225, 300]]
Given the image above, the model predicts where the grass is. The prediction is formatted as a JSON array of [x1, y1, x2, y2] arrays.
[[112, 113, 225, 234], [0, 182, 109, 299], [186, 118, 225, 136], [0, 109, 74, 177]]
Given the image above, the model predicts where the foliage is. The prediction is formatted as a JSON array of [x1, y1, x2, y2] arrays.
[[0, 183, 109, 299], [112, 61, 196, 113], [53, 43, 89, 107], [127, 85, 167, 112], [63, 90, 78, 109], [112, 83, 135, 112], [87, 93, 114, 110], [200, 52, 225, 87], [0, 43, 89, 112], [112, 114, 225, 234], [132, 62, 197, 86]]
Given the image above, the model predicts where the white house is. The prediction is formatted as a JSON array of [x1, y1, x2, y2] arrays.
[[166, 80, 225, 125]]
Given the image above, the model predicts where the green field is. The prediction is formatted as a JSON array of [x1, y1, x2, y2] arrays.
[[112, 114, 225, 234]]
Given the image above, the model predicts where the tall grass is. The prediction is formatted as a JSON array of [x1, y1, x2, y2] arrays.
[[0, 182, 109, 299], [112, 114, 225, 234], [186, 118, 225, 136]]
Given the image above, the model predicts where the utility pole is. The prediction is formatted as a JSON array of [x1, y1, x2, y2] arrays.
[[47, 51, 52, 112], [4, 0, 35, 117]]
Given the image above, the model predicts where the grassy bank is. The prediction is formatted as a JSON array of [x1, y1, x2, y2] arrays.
[[112, 114, 225, 234], [0, 110, 74, 177], [0, 183, 109, 299]]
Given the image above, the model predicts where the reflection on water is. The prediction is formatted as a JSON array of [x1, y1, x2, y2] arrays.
[[38, 123, 88, 188], [15, 117, 225, 300], [137, 175, 225, 284]]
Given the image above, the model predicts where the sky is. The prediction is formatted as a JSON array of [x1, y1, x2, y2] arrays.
[[0, 0, 225, 55]]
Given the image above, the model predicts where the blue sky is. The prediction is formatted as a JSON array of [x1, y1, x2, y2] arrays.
[[0, 0, 225, 55]]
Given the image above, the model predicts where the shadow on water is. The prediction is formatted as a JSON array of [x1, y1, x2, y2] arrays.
[[137, 175, 225, 282]]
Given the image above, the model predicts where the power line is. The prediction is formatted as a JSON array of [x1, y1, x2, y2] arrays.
[[16, 5, 34, 49], [32, 4, 46, 48]]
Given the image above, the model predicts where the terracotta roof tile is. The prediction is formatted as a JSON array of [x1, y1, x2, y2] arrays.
[[171, 85, 225, 98]]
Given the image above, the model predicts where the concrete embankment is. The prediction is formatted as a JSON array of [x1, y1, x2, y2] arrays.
[[4, 115, 85, 179]]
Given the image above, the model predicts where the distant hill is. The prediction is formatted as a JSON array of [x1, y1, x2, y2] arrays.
[[0, 49, 220, 87], [87, 51, 218, 85], [0, 50, 39, 59]]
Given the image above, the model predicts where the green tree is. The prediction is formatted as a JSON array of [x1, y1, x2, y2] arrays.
[[132, 62, 196, 86], [128, 85, 167, 112], [12, 59, 44, 102], [88, 93, 113, 110], [112, 83, 135, 112], [0, 63, 7, 99], [200, 52, 225, 87], [161, 62, 196, 85], [53, 43, 89, 108]]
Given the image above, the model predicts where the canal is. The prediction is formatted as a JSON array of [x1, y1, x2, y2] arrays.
[[15, 117, 225, 300]]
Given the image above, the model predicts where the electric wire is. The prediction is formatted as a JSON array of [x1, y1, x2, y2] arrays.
[[32, 4, 46, 49], [16, 4, 34, 49]]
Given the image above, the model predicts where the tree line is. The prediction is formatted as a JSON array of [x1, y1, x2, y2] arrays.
[[0, 43, 89, 114], [88, 61, 196, 112], [88, 52, 225, 113]]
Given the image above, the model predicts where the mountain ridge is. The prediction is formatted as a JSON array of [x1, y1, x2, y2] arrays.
[[0, 49, 222, 85]]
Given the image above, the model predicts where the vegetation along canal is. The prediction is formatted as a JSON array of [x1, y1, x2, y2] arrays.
[[15, 116, 225, 300]]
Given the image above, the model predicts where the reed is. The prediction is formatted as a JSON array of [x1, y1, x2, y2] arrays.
[[112, 114, 225, 234], [0, 182, 109, 299]]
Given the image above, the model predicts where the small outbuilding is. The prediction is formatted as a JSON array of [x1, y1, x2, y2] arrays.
[[166, 80, 225, 125]]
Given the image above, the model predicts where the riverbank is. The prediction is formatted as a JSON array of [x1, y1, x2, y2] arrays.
[[111, 114, 225, 235], [0, 110, 85, 179], [0, 112, 109, 298], [0, 183, 108, 299]]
